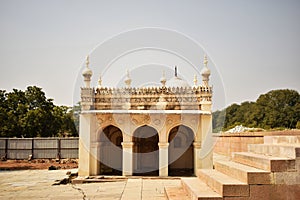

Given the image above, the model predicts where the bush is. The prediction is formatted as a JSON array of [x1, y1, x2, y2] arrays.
[[296, 121, 300, 129]]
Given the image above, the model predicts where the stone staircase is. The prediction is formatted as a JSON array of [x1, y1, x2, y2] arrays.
[[165, 135, 300, 200]]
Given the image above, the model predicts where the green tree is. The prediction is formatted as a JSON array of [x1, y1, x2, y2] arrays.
[[4, 89, 27, 137], [213, 89, 300, 131], [239, 101, 257, 127], [296, 121, 300, 129], [72, 102, 81, 134], [223, 103, 240, 129], [0, 86, 78, 137], [0, 90, 8, 137], [256, 89, 300, 129], [53, 106, 78, 137], [212, 109, 225, 133]]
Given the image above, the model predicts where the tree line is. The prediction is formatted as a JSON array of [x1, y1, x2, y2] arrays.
[[213, 89, 300, 132], [0, 86, 78, 138]]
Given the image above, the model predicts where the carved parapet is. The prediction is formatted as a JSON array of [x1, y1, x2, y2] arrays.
[[81, 87, 95, 110], [94, 86, 212, 110], [95, 86, 212, 95]]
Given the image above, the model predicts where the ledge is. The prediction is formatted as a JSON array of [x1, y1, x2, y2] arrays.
[[81, 109, 211, 115], [212, 130, 300, 137]]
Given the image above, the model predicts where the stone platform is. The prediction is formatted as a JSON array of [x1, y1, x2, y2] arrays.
[[165, 135, 300, 200], [0, 169, 181, 199]]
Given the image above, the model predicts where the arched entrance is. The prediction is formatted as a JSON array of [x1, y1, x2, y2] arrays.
[[99, 125, 123, 175], [168, 125, 194, 176], [133, 125, 159, 176]]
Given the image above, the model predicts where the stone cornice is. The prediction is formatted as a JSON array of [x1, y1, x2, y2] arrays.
[[81, 109, 211, 115]]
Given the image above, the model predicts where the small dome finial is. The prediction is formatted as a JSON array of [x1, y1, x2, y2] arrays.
[[124, 69, 132, 87], [97, 73, 102, 88], [86, 55, 90, 68], [160, 70, 166, 87], [175, 66, 178, 77], [203, 54, 208, 67], [193, 74, 198, 87]]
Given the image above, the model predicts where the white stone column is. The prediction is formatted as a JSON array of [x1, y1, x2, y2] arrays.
[[158, 142, 169, 177], [193, 142, 201, 175], [90, 142, 100, 175], [122, 142, 134, 176], [78, 113, 97, 176]]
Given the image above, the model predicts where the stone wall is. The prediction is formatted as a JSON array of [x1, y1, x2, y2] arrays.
[[213, 130, 300, 156]]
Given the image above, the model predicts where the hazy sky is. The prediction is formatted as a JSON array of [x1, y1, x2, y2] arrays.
[[0, 0, 299, 110]]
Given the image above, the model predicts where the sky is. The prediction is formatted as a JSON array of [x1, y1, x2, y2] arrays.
[[0, 0, 299, 111]]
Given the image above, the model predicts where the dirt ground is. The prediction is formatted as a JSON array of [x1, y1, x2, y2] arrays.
[[0, 158, 78, 170]]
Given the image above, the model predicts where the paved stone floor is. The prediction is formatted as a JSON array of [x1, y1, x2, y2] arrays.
[[0, 169, 182, 200]]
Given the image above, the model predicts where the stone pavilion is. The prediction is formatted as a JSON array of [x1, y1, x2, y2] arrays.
[[78, 55, 213, 177]]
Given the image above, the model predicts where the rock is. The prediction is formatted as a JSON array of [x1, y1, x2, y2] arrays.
[[0, 156, 7, 161], [52, 177, 70, 185], [59, 159, 65, 164], [49, 165, 58, 170], [71, 172, 78, 177]]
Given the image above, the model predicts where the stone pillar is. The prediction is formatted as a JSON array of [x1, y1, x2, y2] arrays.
[[193, 142, 201, 175], [122, 142, 134, 176], [78, 113, 97, 176], [158, 142, 169, 177], [90, 142, 100, 175]]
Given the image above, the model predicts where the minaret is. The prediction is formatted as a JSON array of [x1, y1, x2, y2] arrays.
[[124, 69, 132, 87], [201, 55, 211, 87], [82, 55, 93, 88], [81, 55, 94, 111]]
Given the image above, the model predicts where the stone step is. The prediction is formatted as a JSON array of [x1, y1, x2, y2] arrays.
[[248, 144, 300, 159], [197, 169, 249, 197], [164, 186, 190, 200], [232, 152, 296, 172], [214, 160, 272, 184], [264, 136, 300, 145], [181, 177, 222, 200]]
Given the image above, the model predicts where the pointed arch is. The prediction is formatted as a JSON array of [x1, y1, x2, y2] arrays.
[[168, 125, 194, 176], [166, 123, 197, 142], [99, 125, 123, 175], [132, 125, 159, 176]]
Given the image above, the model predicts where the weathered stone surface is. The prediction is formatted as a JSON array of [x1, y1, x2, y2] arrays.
[[214, 160, 272, 184], [264, 136, 300, 145], [232, 152, 296, 172], [197, 169, 249, 197], [248, 184, 300, 200], [181, 177, 222, 200], [164, 186, 190, 200], [180, 135, 300, 199], [0, 169, 183, 200], [248, 144, 300, 158]]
